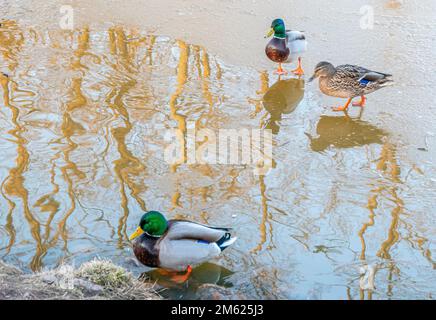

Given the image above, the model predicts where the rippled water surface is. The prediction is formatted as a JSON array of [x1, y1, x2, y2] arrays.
[[0, 0, 435, 299]]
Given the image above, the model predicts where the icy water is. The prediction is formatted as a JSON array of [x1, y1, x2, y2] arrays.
[[0, 0, 435, 299]]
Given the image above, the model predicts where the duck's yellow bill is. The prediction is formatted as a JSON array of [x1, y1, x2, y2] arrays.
[[129, 227, 144, 241], [264, 28, 274, 38]]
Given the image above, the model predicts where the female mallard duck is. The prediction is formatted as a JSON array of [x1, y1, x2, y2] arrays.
[[265, 18, 307, 76], [309, 61, 394, 112], [129, 211, 237, 281]]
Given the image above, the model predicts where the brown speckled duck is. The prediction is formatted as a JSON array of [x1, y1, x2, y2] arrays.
[[309, 61, 394, 112]]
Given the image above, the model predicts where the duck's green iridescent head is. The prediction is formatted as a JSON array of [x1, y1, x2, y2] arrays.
[[129, 211, 168, 240], [265, 18, 286, 39]]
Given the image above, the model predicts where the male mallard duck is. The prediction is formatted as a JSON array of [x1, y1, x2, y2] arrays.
[[309, 61, 394, 112], [129, 211, 237, 282], [265, 18, 307, 76]]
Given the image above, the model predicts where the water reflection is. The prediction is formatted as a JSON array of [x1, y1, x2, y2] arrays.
[[357, 141, 434, 299], [143, 262, 234, 299], [308, 116, 388, 152], [106, 28, 147, 248], [355, 142, 402, 300], [262, 78, 304, 134], [385, 0, 403, 9], [0, 23, 45, 271]]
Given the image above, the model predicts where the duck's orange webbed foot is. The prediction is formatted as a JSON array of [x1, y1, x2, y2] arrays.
[[291, 57, 305, 77], [332, 98, 353, 112], [168, 265, 193, 284], [332, 105, 348, 112], [274, 63, 287, 75], [352, 96, 367, 107]]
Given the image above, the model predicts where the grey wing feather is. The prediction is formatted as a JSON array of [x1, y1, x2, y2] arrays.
[[158, 239, 221, 271], [286, 30, 306, 41], [337, 64, 369, 75], [334, 65, 367, 82], [338, 65, 391, 82], [359, 71, 392, 82], [166, 220, 228, 242], [285, 30, 307, 55]]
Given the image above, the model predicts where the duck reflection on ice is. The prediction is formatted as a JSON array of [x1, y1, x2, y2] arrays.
[[307, 116, 388, 152], [140, 262, 234, 299], [262, 78, 304, 134]]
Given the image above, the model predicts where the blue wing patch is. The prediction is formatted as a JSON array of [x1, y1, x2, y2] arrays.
[[359, 78, 371, 86], [197, 240, 210, 244]]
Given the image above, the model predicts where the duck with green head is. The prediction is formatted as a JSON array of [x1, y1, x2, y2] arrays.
[[129, 211, 237, 282], [265, 18, 307, 76]]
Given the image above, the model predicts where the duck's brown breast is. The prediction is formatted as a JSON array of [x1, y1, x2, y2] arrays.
[[133, 233, 160, 267], [265, 38, 290, 63]]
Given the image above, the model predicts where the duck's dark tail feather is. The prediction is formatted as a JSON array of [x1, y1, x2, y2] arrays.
[[216, 233, 237, 251]]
